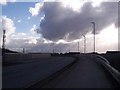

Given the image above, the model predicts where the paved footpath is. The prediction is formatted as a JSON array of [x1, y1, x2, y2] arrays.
[[43, 54, 119, 88]]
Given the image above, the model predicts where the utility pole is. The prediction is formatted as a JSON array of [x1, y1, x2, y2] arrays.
[[52, 43, 55, 53], [83, 35, 86, 53], [23, 48, 25, 54], [91, 22, 95, 53], [78, 41, 79, 52], [2, 29, 6, 61], [69, 46, 71, 53], [2, 29, 6, 50]]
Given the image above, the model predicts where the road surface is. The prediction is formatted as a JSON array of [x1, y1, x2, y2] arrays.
[[42, 54, 119, 88], [2, 54, 120, 88], [3, 56, 75, 88]]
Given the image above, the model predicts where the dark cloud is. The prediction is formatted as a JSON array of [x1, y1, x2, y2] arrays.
[[36, 2, 117, 41]]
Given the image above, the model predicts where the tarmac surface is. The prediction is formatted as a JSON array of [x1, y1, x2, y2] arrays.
[[42, 54, 119, 88], [2, 54, 120, 88], [3, 56, 75, 88]]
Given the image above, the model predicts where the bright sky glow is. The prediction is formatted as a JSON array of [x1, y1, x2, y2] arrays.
[[85, 24, 118, 53], [99, 24, 118, 44], [90, 0, 108, 7], [28, 38, 37, 44], [17, 20, 21, 23], [60, 0, 85, 12]]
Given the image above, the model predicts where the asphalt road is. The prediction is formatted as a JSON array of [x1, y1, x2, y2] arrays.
[[42, 54, 119, 88], [2, 56, 75, 88], [2, 54, 120, 88]]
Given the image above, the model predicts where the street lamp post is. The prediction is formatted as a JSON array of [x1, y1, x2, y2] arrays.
[[2, 29, 6, 61], [91, 22, 95, 53], [83, 35, 86, 53], [2, 29, 6, 50], [23, 48, 25, 54], [78, 41, 80, 52]]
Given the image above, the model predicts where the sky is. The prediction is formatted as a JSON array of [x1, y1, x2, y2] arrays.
[[0, 0, 119, 53]]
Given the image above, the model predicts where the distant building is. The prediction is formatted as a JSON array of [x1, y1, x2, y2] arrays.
[[68, 52, 80, 54], [106, 51, 120, 54]]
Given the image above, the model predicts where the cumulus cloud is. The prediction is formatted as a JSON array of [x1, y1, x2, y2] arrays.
[[1, 1, 118, 53], [28, 38, 37, 44], [2, 16, 16, 38], [36, 2, 118, 42], [5, 24, 118, 53], [17, 20, 21, 23], [6, 34, 118, 53], [0, 16, 16, 47], [30, 25, 37, 34], [0, 0, 16, 5], [29, 2, 43, 16], [0, 0, 7, 5], [40, 15, 45, 22], [27, 17, 31, 20], [11, 33, 28, 39], [6, 38, 70, 53]]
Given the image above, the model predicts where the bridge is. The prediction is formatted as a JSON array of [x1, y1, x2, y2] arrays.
[[2, 54, 120, 88]]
